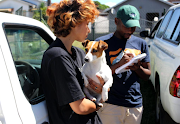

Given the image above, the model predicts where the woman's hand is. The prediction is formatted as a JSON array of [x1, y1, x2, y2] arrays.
[[88, 75, 110, 94], [88, 75, 104, 94]]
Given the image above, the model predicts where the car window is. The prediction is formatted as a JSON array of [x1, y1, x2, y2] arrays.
[[4, 26, 51, 104], [163, 8, 180, 44], [5, 29, 49, 63], [171, 9, 180, 42], [149, 18, 162, 38], [156, 10, 173, 38], [175, 32, 180, 42]]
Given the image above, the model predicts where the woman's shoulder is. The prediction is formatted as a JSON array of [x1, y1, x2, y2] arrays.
[[73, 46, 85, 56], [43, 47, 71, 64], [48, 46, 66, 56]]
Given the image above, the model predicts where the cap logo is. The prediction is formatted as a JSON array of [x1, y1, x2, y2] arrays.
[[129, 13, 136, 18]]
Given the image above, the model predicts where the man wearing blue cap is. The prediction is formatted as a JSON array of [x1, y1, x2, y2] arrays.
[[95, 5, 151, 124]]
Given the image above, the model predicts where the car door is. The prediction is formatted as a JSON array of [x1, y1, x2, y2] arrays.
[[2, 23, 54, 124], [150, 6, 180, 124]]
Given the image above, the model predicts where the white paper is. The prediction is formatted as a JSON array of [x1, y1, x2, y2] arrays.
[[115, 53, 147, 74]]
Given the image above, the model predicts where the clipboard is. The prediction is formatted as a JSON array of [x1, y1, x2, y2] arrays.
[[115, 53, 147, 74]]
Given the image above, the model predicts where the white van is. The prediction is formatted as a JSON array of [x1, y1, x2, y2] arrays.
[[140, 4, 180, 124], [0, 12, 56, 124]]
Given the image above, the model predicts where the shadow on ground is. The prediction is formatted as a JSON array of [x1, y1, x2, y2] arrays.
[[140, 79, 156, 124]]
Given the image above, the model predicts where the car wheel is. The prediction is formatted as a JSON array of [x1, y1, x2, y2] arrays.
[[156, 84, 161, 124], [156, 85, 178, 124]]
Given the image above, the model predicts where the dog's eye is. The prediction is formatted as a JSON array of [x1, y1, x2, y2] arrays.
[[92, 49, 98, 53]]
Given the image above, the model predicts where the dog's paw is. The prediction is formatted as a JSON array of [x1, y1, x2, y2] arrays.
[[102, 89, 108, 102], [102, 94, 108, 102], [98, 103, 103, 107], [91, 98, 97, 102]]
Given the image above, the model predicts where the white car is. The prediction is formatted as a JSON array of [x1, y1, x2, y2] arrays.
[[140, 4, 180, 124], [0, 12, 56, 124]]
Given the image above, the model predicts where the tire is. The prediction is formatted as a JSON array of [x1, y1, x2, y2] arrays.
[[155, 85, 178, 124], [155, 84, 161, 124]]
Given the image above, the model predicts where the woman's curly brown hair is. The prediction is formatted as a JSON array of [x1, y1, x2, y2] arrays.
[[46, 0, 99, 37]]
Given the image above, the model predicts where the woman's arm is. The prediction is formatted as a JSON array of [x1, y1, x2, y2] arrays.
[[69, 98, 100, 115], [69, 75, 104, 115]]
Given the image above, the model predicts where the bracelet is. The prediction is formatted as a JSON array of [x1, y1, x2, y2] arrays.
[[93, 101, 102, 109]]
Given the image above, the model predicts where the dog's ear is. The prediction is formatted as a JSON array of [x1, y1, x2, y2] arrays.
[[98, 40, 108, 50], [82, 40, 90, 47]]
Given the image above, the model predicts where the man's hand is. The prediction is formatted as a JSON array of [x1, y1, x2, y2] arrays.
[[120, 52, 134, 65], [127, 60, 141, 71], [110, 52, 134, 74]]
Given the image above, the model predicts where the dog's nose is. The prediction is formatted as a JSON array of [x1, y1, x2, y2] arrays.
[[85, 58, 89, 62]]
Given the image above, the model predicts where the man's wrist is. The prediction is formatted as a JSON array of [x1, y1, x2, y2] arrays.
[[135, 66, 141, 72]]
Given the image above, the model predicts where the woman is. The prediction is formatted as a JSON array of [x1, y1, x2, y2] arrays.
[[41, 0, 103, 124]]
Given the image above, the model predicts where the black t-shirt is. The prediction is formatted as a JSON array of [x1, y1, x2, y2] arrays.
[[41, 38, 102, 124]]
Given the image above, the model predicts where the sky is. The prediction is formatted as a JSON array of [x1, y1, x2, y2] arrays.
[[50, 0, 168, 7], [50, 0, 122, 7]]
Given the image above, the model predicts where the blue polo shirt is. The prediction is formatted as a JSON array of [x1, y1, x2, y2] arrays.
[[96, 34, 150, 107]]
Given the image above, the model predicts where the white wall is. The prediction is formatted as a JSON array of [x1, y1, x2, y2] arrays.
[[28, 0, 42, 7], [95, 16, 109, 33], [107, 0, 173, 32], [0, 0, 29, 14], [0, 0, 44, 17]]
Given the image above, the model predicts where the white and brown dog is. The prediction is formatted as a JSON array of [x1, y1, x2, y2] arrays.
[[81, 40, 113, 107]]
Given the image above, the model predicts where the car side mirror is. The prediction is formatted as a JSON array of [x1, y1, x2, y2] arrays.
[[140, 30, 149, 37]]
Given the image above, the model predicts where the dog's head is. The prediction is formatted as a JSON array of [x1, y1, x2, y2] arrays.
[[82, 40, 108, 62]]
